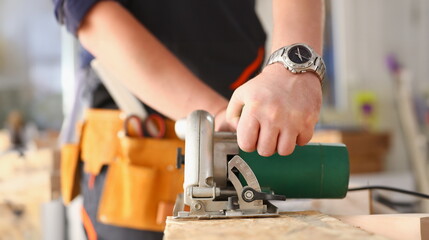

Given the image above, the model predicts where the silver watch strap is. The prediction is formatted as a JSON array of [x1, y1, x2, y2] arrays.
[[313, 56, 326, 85], [266, 47, 286, 66], [265, 45, 325, 86]]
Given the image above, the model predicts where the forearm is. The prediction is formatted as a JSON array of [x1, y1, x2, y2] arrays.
[[78, 1, 227, 120], [227, 0, 324, 156], [271, 0, 324, 54]]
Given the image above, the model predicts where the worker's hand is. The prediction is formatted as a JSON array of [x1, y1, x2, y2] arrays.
[[226, 64, 322, 156]]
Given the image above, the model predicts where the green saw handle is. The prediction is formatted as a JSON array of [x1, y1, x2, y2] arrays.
[[239, 143, 349, 199]]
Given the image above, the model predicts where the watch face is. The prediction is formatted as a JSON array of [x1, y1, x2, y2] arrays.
[[287, 45, 312, 64]]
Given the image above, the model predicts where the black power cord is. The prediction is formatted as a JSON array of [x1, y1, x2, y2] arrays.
[[348, 186, 429, 199]]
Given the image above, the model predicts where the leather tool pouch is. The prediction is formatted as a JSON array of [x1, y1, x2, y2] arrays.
[[61, 109, 122, 204], [60, 143, 81, 204], [60, 109, 184, 232], [98, 135, 184, 231], [61, 122, 85, 205]]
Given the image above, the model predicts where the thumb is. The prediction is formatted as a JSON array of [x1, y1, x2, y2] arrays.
[[226, 91, 244, 129]]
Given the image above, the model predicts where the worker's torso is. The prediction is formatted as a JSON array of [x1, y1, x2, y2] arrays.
[[85, 0, 266, 108]]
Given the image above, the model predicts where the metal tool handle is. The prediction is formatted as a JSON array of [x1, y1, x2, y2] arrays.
[[183, 110, 215, 205]]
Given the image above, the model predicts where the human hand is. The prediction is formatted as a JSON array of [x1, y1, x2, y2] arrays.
[[226, 64, 322, 156], [214, 108, 235, 132]]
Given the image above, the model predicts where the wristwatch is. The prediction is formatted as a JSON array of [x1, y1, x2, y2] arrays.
[[265, 43, 326, 86]]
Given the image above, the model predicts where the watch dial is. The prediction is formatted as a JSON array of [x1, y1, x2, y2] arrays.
[[287, 45, 312, 64]]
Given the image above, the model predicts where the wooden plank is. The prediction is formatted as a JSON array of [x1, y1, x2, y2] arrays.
[[337, 214, 429, 240], [164, 211, 390, 240]]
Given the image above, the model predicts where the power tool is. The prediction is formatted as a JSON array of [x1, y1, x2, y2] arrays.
[[173, 110, 349, 219]]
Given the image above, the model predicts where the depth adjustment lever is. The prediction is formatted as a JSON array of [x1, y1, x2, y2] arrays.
[[241, 186, 286, 203]]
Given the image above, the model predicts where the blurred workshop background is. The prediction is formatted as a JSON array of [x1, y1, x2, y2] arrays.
[[0, 0, 428, 239]]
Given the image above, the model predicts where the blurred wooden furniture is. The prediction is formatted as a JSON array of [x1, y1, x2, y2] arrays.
[[0, 148, 60, 239], [311, 130, 390, 173]]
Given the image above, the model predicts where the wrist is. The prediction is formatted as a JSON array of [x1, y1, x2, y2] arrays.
[[262, 62, 289, 74], [262, 63, 321, 87]]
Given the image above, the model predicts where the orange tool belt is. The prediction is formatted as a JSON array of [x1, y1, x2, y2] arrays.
[[60, 109, 185, 232]]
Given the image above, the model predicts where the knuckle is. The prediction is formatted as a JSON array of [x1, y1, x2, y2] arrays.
[[257, 138, 276, 157], [299, 112, 318, 129], [257, 87, 273, 99], [232, 86, 247, 101], [308, 111, 320, 123], [302, 119, 314, 130], [230, 89, 240, 101], [258, 147, 274, 157], [297, 132, 313, 146], [278, 144, 295, 156], [297, 139, 308, 146], [264, 106, 286, 126], [238, 138, 256, 153]]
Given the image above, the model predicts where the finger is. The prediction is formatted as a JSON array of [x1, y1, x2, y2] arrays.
[[236, 107, 260, 152], [226, 90, 244, 129], [257, 125, 279, 157], [296, 129, 314, 146], [277, 130, 298, 156]]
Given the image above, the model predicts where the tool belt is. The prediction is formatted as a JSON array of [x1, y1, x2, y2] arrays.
[[60, 109, 184, 232]]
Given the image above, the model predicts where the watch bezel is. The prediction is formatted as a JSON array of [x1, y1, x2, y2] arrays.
[[282, 44, 317, 73]]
